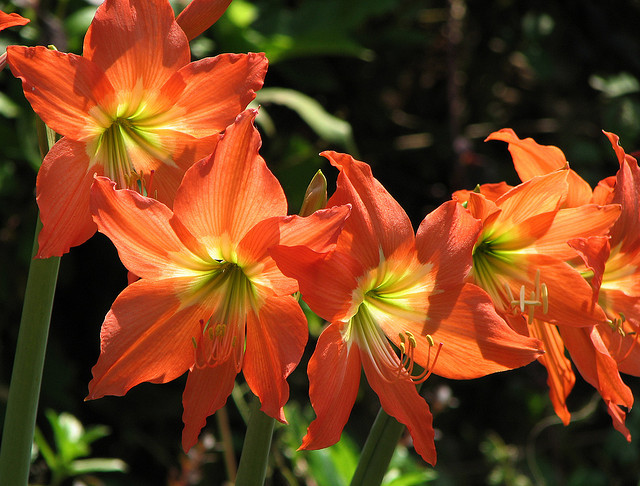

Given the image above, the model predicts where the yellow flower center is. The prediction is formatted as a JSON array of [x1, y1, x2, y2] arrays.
[[190, 260, 260, 371], [344, 250, 441, 383], [472, 239, 549, 322], [89, 110, 174, 195]]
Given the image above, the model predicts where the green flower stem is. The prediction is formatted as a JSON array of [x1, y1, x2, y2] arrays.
[[350, 407, 405, 486], [0, 218, 60, 486], [234, 395, 275, 486]]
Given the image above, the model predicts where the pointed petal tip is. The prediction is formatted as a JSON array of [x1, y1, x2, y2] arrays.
[[181, 432, 198, 453], [85, 376, 122, 401], [320, 150, 354, 169], [236, 107, 259, 123], [298, 429, 335, 452], [484, 127, 516, 143], [0, 11, 30, 31], [269, 407, 288, 424], [84, 381, 104, 402]]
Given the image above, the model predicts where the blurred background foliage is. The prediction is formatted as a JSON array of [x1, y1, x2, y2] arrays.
[[2, 0, 640, 484]]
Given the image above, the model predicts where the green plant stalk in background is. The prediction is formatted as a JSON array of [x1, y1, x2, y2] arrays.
[[0, 122, 60, 486], [234, 395, 276, 486], [0, 219, 60, 485], [350, 407, 406, 486]]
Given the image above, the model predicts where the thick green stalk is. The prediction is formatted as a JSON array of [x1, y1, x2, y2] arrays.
[[0, 218, 60, 485], [0, 120, 59, 485], [349, 408, 405, 486], [234, 395, 275, 486]]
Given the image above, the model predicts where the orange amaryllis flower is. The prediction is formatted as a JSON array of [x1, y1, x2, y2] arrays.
[[176, 0, 232, 41], [482, 130, 633, 438], [270, 152, 543, 465], [565, 133, 640, 438], [590, 134, 640, 369], [458, 169, 620, 330], [7, 0, 267, 258], [86, 110, 351, 450]]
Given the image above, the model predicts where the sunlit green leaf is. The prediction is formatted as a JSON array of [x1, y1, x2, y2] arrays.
[[254, 87, 356, 152]]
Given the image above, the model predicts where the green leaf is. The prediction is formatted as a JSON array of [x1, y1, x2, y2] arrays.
[[46, 410, 89, 464], [384, 471, 437, 486], [81, 425, 111, 446], [68, 458, 128, 475], [253, 87, 357, 153], [589, 72, 640, 98], [0, 91, 20, 118]]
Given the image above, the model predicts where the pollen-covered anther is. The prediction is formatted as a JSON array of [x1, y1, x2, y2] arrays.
[[609, 313, 627, 336], [540, 283, 549, 314], [397, 331, 443, 384], [506, 269, 549, 322], [214, 323, 226, 337]]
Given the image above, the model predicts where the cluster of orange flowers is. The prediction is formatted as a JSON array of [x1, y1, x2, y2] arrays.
[[4, 0, 639, 466]]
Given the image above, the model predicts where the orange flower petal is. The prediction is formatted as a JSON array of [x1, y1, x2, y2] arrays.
[[136, 131, 219, 208], [529, 320, 575, 425], [35, 138, 101, 258], [239, 205, 351, 296], [597, 320, 640, 377], [452, 182, 513, 204], [87, 278, 206, 399], [567, 236, 611, 298], [301, 322, 362, 450], [592, 176, 616, 205], [494, 170, 568, 227], [176, 0, 232, 41], [565, 170, 596, 207], [510, 254, 606, 327], [243, 296, 307, 422], [270, 245, 365, 322], [604, 131, 631, 169], [492, 210, 558, 251], [90, 176, 209, 279], [159, 53, 268, 138], [466, 191, 501, 224], [173, 110, 287, 246], [388, 283, 544, 379], [532, 204, 620, 259], [486, 128, 568, 179], [604, 290, 640, 331], [560, 325, 634, 411], [606, 135, 640, 252], [324, 151, 415, 268], [360, 348, 437, 465], [83, 0, 189, 95], [486, 128, 593, 206], [0, 11, 29, 30], [239, 206, 351, 265], [181, 358, 238, 451], [279, 205, 352, 251], [607, 401, 631, 442], [416, 200, 481, 289], [562, 325, 633, 441], [7, 46, 113, 140]]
